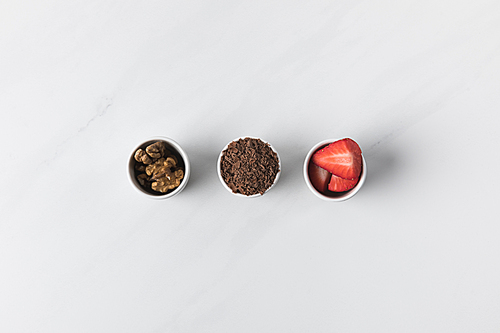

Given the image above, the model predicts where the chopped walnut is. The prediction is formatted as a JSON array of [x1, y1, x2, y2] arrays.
[[165, 156, 177, 167], [145, 157, 177, 176], [134, 141, 184, 194], [151, 170, 184, 193], [146, 141, 168, 159], [150, 165, 173, 181], [134, 149, 153, 165], [174, 169, 183, 179], [146, 158, 163, 176]]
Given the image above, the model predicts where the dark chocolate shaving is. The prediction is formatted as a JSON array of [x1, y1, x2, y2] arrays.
[[220, 138, 280, 196]]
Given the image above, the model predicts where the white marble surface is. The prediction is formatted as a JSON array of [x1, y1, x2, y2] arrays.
[[1, 0, 500, 332]]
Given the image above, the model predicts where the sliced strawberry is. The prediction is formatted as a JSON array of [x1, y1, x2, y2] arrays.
[[311, 138, 362, 180], [308, 162, 331, 194], [328, 174, 359, 192]]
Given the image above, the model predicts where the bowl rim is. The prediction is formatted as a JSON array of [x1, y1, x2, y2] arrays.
[[303, 138, 366, 202], [128, 136, 190, 199], [217, 136, 281, 197]]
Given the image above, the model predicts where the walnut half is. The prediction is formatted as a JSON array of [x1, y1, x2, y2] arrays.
[[134, 149, 153, 164], [146, 141, 169, 159]]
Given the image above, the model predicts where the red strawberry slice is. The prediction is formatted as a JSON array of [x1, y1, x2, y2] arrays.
[[308, 162, 331, 194], [328, 174, 359, 192], [311, 138, 362, 180]]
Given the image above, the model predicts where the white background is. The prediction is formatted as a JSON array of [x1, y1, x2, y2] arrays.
[[1, 0, 500, 332]]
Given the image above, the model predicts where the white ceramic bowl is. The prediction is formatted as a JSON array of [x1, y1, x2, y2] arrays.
[[303, 138, 366, 201], [128, 136, 190, 199], [217, 136, 281, 197]]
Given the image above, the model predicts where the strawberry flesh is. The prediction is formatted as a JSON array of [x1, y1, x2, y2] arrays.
[[311, 138, 362, 180], [308, 162, 331, 194], [328, 174, 359, 192]]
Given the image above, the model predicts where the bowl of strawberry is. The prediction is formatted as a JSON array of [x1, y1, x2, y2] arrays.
[[303, 138, 366, 201]]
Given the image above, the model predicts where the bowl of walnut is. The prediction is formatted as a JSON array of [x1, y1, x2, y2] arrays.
[[128, 137, 190, 199]]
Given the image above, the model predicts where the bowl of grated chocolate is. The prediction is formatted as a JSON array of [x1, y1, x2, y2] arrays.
[[128, 137, 190, 199], [217, 136, 281, 197]]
